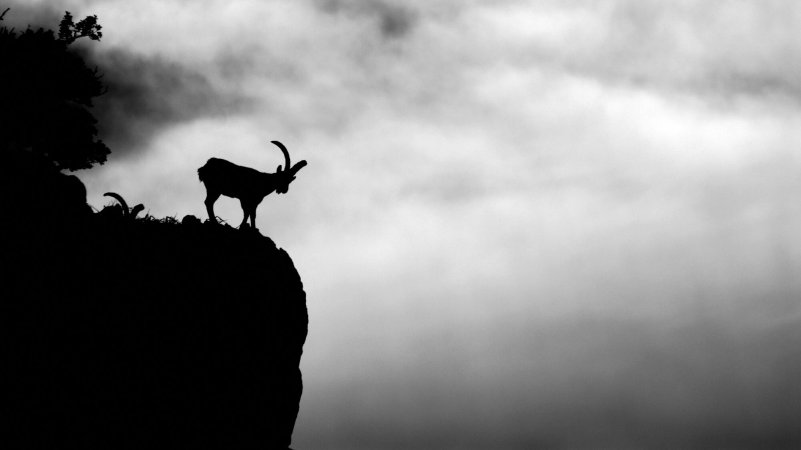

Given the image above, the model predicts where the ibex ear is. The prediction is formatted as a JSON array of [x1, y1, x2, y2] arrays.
[[276, 165, 283, 173]]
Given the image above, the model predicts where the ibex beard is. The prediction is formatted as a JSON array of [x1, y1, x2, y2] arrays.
[[198, 140, 307, 230]]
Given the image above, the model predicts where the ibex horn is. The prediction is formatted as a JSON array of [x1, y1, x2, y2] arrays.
[[271, 140, 290, 173], [104, 192, 129, 216]]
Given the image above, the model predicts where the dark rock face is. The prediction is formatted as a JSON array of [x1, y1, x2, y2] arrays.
[[3, 155, 308, 448]]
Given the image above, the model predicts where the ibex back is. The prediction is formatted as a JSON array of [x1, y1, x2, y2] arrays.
[[198, 140, 307, 229]]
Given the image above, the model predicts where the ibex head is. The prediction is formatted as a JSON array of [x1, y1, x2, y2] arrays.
[[272, 140, 307, 194], [102, 192, 145, 220]]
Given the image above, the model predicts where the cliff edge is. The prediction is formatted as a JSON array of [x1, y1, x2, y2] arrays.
[[3, 152, 308, 449]]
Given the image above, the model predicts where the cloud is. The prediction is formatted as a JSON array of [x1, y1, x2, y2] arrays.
[[518, 1, 801, 105], [87, 47, 252, 156], [315, 0, 419, 39], [0, 1, 63, 31], [299, 315, 801, 449]]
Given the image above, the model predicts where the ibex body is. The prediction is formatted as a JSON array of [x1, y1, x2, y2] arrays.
[[198, 140, 307, 229]]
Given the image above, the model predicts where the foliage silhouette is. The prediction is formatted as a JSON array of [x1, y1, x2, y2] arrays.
[[58, 11, 102, 43], [0, 9, 109, 170]]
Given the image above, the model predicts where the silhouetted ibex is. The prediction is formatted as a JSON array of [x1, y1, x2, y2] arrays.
[[198, 140, 307, 229]]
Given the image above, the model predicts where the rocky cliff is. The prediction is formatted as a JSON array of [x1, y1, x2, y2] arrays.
[[3, 151, 308, 449]]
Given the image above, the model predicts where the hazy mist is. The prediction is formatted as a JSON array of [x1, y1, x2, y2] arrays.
[[8, 0, 800, 447]]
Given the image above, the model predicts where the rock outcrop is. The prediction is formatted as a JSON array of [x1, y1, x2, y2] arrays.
[[3, 152, 308, 449]]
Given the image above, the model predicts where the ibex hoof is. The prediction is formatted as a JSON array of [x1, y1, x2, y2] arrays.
[[238, 224, 259, 233]]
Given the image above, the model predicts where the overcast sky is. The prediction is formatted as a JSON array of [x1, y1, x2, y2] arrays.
[[9, 1, 801, 448]]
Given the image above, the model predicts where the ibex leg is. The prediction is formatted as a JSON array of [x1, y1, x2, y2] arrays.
[[204, 191, 221, 224], [239, 200, 254, 229]]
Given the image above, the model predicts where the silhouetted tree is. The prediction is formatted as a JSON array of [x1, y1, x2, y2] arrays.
[[0, 9, 109, 171], [57, 11, 102, 43]]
